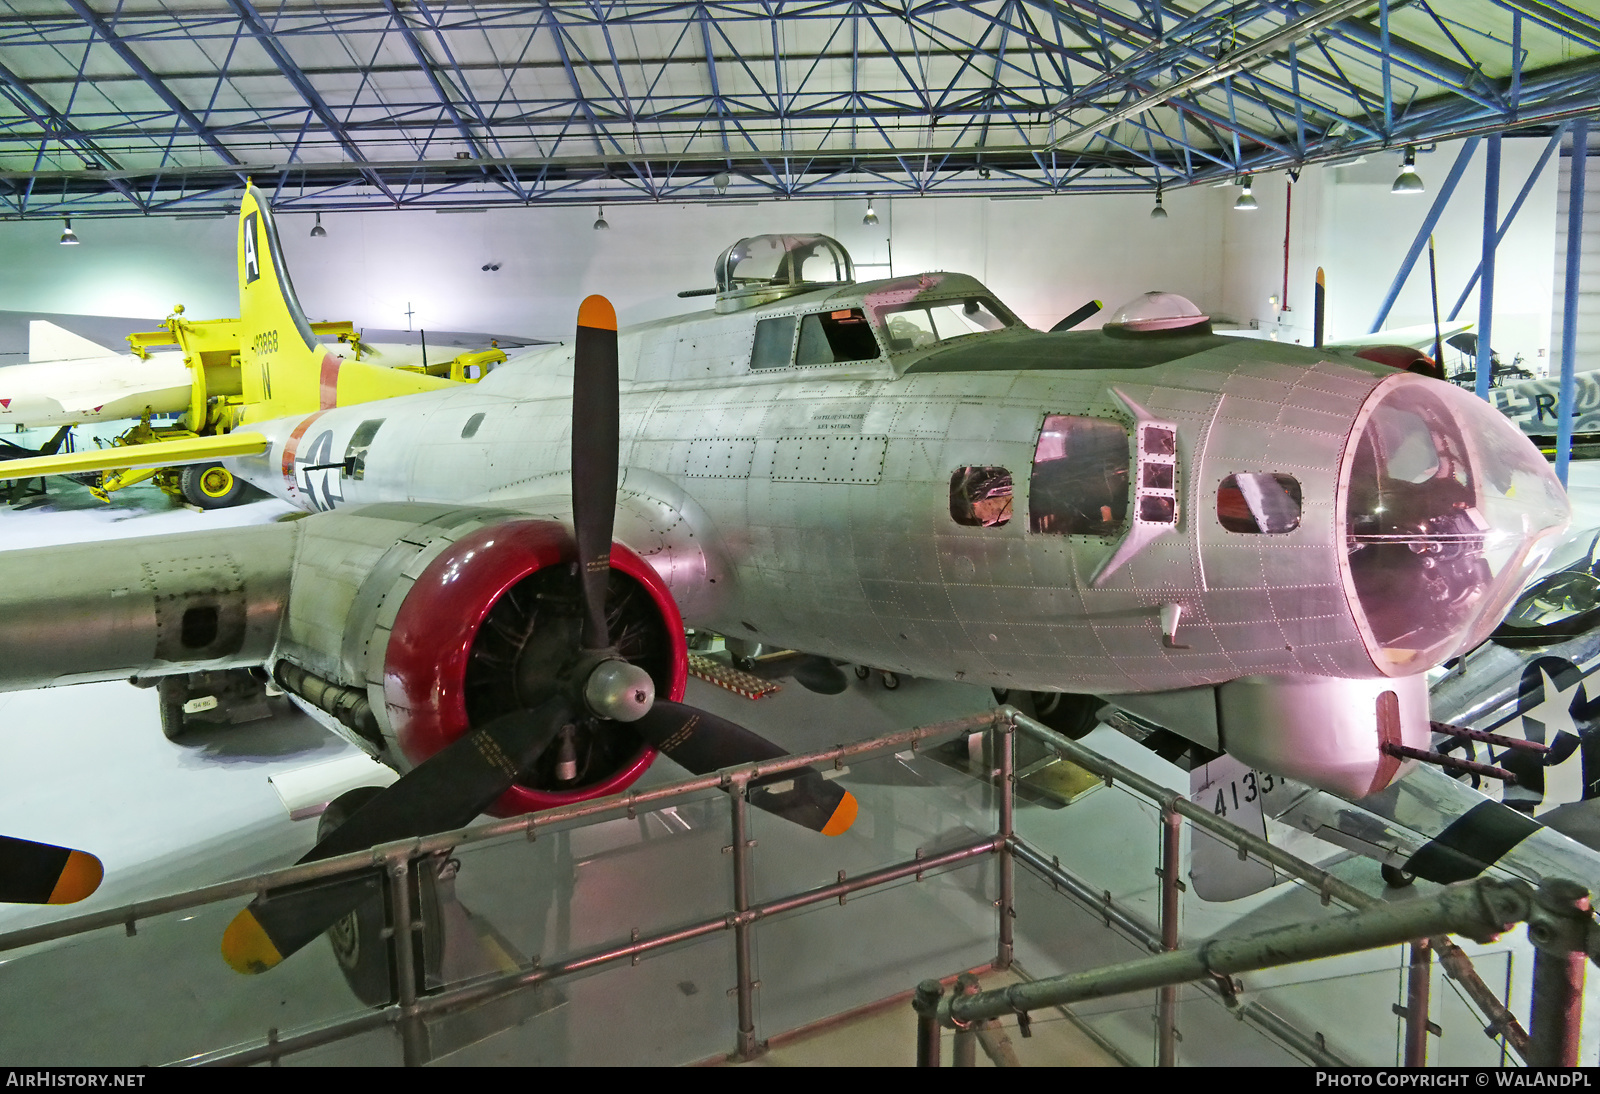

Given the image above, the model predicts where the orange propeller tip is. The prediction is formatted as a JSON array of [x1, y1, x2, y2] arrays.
[[46, 850, 103, 905], [821, 790, 859, 837], [577, 295, 617, 332], [221, 908, 284, 975]]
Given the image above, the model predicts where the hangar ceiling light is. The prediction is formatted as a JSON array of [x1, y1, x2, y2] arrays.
[[1233, 177, 1259, 212], [309, 213, 326, 238], [1392, 148, 1426, 196], [58, 218, 78, 245]]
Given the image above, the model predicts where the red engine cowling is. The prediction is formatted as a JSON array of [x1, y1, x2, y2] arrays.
[[380, 519, 687, 817]]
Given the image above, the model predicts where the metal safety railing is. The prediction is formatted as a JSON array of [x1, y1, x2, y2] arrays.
[[0, 703, 1567, 1066], [913, 707, 1596, 1068], [0, 711, 999, 1066]]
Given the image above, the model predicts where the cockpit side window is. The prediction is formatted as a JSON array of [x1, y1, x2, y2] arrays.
[[796, 308, 880, 365], [879, 297, 1011, 352], [750, 314, 798, 370], [1218, 473, 1302, 533], [950, 466, 1013, 527], [1029, 415, 1129, 536]]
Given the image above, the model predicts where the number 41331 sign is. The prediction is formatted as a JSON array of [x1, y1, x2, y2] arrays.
[[1188, 754, 1282, 902]]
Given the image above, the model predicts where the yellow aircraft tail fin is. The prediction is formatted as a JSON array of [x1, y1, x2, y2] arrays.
[[236, 184, 451, 424]]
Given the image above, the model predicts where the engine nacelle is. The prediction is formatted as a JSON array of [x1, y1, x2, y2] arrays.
[[271, 503, 686, 815]]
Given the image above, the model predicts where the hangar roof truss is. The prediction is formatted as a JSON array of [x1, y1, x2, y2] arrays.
[[0, 0, 1596, 216]]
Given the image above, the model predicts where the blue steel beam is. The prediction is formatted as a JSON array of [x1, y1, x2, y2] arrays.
[[221, 0, 399, 203], [1368, 137, 1481, 334], [1447, 127, 1566, 321], [60, 0, 242, 168], [1475, 134, 1502, 402], [1556, 120, 1588, 486]]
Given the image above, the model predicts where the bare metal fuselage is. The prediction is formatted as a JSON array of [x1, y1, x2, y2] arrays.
[[234, 292, 1401, 697]]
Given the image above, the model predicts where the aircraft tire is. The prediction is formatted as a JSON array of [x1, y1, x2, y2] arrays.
[[1029, 692, 1102, 741], [181, 463, 247, 509], [156, 676, 188, 742], [1381, 864, 1416, 889]]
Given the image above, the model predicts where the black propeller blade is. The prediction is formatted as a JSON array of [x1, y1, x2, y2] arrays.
[[222, 701, 571, 973], [572, 297, 620, 650], [636, 700, 858, 835], [0, 834, 102, 905], [1049, 299, 1102, 332]]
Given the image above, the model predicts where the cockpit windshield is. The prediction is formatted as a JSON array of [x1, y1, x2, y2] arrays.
[[876, 297, 1011, 352]]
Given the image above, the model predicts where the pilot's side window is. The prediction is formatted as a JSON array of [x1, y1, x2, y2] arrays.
[[950, 466, 1012, 527], [1029, 415, 1129, 536], [750, 315, 797, 370], [1217, 473, 1302, 533], [796, 308, 880, 365]]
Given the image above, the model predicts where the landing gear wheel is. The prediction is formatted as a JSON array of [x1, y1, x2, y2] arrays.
[[1381, 864, 1416, 889], [880, 671, 900, 690], [181, 462, 246, 509], [156, 676, 189, 742], [854, 665, 872, 681], [1029, 692, 1102, 741]]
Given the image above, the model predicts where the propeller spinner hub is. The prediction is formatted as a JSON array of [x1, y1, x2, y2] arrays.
[[584, 659, 656, 722]]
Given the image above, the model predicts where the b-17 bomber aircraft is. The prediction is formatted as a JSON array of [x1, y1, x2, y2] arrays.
[[0, 185, 1572, 966]]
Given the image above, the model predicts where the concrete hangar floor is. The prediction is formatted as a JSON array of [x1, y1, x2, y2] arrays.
[[0, 472, 1597, 1066]]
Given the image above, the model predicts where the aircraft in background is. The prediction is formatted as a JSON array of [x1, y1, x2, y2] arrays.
[[0, 316, 507, 507], [0, 185, 1571, 970]]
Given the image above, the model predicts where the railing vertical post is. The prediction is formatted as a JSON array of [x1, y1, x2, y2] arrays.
[[1403, 939, 1432, 1066], [913, 979, 944, 1066], [1528, 879, 1591, 1067], [389, 854, 426, 1067], [996, 710, 1015, 971], [730, 779, 761, 1061], [952, 973, 980, 1066], [1157, 806, 1182, 1066]]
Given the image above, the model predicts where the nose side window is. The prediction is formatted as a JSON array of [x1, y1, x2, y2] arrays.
[[1217, 473, 1302, 533], [950, 466, 1013, 527], [1029, 415, 1130, 535]]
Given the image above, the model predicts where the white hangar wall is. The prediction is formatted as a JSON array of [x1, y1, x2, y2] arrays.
[[0, 148, 1559, 357], [1219, 137, 1560, 369], [0, 187, 1228, 341]]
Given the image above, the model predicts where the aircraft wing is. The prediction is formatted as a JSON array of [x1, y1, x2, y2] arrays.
[[1324, 319, 1473, 351], [0, 431, 267, 481]]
